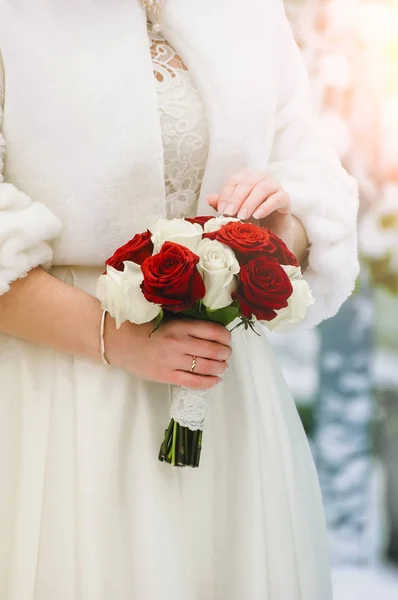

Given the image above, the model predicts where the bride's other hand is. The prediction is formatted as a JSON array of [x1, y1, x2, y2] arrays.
[[106, 317, 232, 390], [206, 167, 308, 265]]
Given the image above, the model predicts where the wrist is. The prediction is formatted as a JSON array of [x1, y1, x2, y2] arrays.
[[72, 297, 106, 363], [102, 314, 148, 370]]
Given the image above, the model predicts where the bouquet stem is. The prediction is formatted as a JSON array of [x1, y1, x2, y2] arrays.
[[159, 385, 208, 468], [158, 419, 203, 467]]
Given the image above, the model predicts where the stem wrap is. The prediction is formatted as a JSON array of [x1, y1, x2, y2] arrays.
[[170, 385, 210, 431]]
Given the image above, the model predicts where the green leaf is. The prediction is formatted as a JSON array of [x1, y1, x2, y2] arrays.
[[204, 305, 240, 327], [181, 308, 200, 319], [151, 309, 164, 335]]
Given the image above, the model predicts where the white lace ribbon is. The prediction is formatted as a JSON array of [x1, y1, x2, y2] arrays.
[[170, 385, 210, 431]]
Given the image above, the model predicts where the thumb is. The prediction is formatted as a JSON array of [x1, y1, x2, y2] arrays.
[[206, 193, 219, 209]]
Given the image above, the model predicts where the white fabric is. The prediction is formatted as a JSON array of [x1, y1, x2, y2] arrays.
[[264, 9, 359, 327], [0, 0, 358, 327], [0, 1, 354, 598], [0, 266, 333, 600], [0, 76, 61, 294], [170, 385, 209, 430]]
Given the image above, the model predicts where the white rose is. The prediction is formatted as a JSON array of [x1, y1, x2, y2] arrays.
[[283, 265, 304, 281], [96, 266, 128, 329], [264, 268, 315, 333], [197, 238, 240, 310], [96, 262, 161, 328], [204, 216, 241, 234], [151, 218, 203, 253]]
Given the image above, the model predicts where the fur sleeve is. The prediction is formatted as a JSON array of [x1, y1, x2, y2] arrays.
[[267, 2, 360, 329], [0, 107, 61, 296]]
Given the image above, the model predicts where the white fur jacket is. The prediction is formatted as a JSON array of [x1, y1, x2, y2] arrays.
[[0, 0, 359, 328]]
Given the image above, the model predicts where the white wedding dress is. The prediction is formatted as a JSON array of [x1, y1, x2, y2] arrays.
[[0, 25, 333, 600]]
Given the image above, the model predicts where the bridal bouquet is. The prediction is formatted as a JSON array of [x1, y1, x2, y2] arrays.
[[96, 216, 314, 467]]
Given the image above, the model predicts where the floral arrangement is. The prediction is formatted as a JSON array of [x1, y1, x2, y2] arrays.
[[96, 216, 314, 467]]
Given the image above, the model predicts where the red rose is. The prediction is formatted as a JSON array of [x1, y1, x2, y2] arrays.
[[266, 229, 299, 267], [185, 216, 214, 228], [204, 222, 273, 263], [141, 242, 205, 312], [106, 230, 154, 271], [233, 256, 293, 321]]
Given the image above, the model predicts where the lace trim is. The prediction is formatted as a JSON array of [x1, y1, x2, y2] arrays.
[[150, 35, 188, 81], [148, 27, 210, 220], [170, 386, 210, 431]]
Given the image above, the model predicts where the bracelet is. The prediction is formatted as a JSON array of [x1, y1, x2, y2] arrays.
[[100, 309, 111, 366]]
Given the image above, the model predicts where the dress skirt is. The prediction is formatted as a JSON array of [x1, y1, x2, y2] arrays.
[[0, 266, 333, 600]]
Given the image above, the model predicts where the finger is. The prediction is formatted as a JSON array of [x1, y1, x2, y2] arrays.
[[252, 190, 291, 220], [187, 338, 232, 362], [237, 180, 280, 220], [221, 183, 256, 216], [182, 355, 228, 376], [165, 319, 231, 348], [172, 371, 221, 391], [206, 193, 219, 209], [216, 183, 238, 214], [217, 169, 270, 215], [185, 320, 232, 346]]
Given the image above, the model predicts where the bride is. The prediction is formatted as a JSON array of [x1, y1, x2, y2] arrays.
[[0, 0, 359, 598]]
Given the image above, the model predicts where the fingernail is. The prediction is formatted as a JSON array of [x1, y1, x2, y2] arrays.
[[219, 202, 226, 214], [253, 210, 263, 219], [225, 203, 235, 216], [238, 207, 248, 220]]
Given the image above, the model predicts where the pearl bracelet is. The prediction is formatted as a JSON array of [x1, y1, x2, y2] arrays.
[[100, 309, 111, 366]]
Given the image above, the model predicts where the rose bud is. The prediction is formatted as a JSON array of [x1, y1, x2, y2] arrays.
[[106, 230, 154, 271]]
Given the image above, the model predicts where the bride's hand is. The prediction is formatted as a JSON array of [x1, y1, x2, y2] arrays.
[[105, 317, 232, 390], [206, 167, 293, 249]]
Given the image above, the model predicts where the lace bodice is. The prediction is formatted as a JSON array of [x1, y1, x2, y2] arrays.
[[148, 27, 209, 219]]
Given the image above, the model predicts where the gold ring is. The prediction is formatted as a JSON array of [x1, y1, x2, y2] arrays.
[[190, 356, 197, 373]]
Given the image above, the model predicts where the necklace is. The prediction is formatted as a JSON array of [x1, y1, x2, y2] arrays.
[[139, 0, 165, 33]]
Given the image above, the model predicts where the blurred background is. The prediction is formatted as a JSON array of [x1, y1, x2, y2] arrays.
[[275, 0, 398, 598]]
